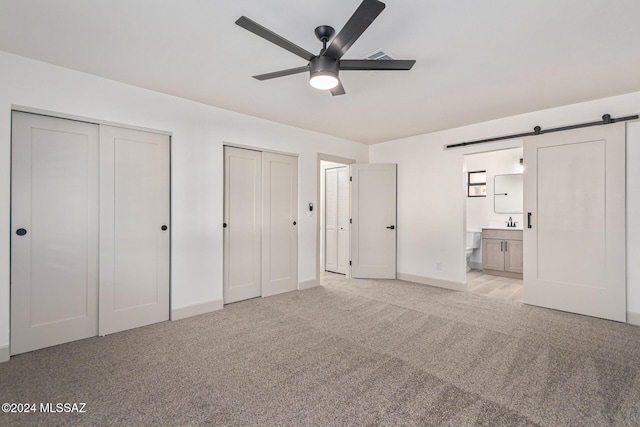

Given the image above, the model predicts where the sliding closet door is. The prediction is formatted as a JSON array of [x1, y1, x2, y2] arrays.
[[11, 112, 99, 355], [223, 146, 262, 304], [262, 152, 298, 297], [99, 126, 170, 335]]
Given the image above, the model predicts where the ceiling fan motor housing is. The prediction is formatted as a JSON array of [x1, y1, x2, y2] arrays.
[[310, 56, 339, 78]]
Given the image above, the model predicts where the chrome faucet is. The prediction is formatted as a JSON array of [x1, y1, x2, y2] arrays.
[[506, 217, 518, 228]]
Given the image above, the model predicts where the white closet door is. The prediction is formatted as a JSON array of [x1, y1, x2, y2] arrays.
[[224, 146, 262, 304], [523, 123, 626, 321], [336, 167, 350, 274], [99, 126, 170, 335], [262, 152, 298, 297], [325, 167, 339, 273], [350, 163, 397, 279], [11, 112, 99, 355], [325, 166, 349, 275]]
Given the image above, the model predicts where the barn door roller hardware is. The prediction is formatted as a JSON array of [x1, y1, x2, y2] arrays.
[[445, 114, 638, 149]]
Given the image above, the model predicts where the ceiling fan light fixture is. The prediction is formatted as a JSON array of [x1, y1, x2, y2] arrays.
[[309, 56, 339, 90], [310, 72, 339, 90]]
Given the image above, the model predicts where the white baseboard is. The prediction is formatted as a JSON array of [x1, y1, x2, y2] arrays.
[[299, 279, 318, 290], [171, 299, 223, 321], [0, 345, 9, 363], [397, 273, 467, 292], [628, 311, 640, 326]]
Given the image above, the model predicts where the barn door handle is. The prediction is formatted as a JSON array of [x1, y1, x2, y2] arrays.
[[386, 225, 395, 230], [16, 228, 27, 236], [527, 212, 532, 229]]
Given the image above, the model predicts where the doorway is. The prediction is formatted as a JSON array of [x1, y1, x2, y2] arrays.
[[322, 162, 349, 275], [463, 146, 524, 301], [317, 154, 354, 281]]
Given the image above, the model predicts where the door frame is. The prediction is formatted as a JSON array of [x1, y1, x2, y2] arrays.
[[9, 107, 173, 354], [316, 153, 355, 284]]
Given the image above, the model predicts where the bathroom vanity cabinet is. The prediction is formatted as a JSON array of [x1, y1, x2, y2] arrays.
[[481, 228, 523, 279]]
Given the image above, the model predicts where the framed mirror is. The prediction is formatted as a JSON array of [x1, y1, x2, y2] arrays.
[[494, 174, 523, 213]]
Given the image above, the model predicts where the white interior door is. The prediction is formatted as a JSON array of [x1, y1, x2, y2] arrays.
[[523, 123, 626, 321], [99, 126, 170, 335], [325, 166, 349, 274], [224, 146, 262, 304], [262, 152, 298, 297], [336, 167, 350, 274], [350, 164, 397, 279], [325, 167, 339, 272], [11, 112, 99, 355]]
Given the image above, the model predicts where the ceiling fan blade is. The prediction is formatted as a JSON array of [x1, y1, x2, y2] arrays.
[[339, 59, 416, 70], [330, 80, 346, 96], [236, 16, 315, 61], [324, 0, 386, 60], [253, 66, 310, 81]]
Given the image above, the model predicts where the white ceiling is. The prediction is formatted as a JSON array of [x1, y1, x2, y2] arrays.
[[1, 0, 640, 144]]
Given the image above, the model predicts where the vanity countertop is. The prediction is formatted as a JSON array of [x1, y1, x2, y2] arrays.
[[482, 226, 523, 231]]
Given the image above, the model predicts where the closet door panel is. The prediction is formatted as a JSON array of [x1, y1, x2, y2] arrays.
[[223, 147, 262, 304], [11, 112, 99, 355], [100, 126, 170, 335], [262, 152, 298, 297]]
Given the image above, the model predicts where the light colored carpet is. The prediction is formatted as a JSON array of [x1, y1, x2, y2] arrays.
[[1, 275, 639, 426]]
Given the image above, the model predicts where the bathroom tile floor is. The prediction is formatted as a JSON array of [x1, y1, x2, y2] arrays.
[[466, 269, 524, 302]]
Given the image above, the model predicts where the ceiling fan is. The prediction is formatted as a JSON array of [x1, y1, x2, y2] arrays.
[[236, 0, 416, 96]]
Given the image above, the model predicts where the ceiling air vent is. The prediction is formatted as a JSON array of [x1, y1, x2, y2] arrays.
[[365, 50, 395, 61]]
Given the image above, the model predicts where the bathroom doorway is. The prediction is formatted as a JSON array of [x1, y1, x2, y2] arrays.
[[463, 146, 524, 301]]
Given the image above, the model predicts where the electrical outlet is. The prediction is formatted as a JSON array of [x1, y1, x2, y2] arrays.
[[436, 262, 442, 271]]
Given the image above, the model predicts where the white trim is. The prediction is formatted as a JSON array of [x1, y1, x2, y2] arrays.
[[171, 299, 223, 321], [299, 279, 318, 290], [0, 345, 9, 363], [223, 142, 299, 158], [397, 272, 467, 292], [11, 105, 172, 136], [628, 311, 640, 326]]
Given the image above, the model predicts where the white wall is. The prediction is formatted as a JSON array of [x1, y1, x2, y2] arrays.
[[465, 147, 524, 265], [0, 51, 369, 355], [370, 91, 640, 319]]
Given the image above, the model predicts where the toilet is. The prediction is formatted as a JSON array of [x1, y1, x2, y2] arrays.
[[466, 230, 481, 272]]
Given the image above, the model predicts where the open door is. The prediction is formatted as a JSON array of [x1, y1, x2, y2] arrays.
[[350, 164, 397, 279], [523, 123, 626, 321]]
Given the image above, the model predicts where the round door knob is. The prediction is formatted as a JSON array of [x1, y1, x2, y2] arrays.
[[161, 225, 168, 231], [223, 223, 227, 228], [293, 221, 297, 225], [16, 228, 27, 236]]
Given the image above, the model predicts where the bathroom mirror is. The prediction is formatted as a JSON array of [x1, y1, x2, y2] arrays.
[[494, 174, 523, 213]]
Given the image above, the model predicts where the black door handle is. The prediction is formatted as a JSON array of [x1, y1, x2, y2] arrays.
[[161, 225, 168, 231], [293, 221, 297, 226], [223, 222, 227, 228], [527, 213, 532, 229], [386, 225, 395, 230], [16, 228, 27, 236]]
